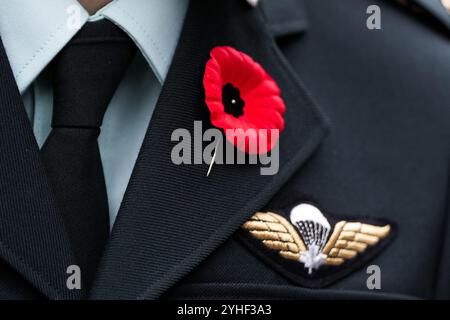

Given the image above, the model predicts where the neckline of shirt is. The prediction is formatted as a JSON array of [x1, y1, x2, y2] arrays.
[[0, 0, 189, 93]]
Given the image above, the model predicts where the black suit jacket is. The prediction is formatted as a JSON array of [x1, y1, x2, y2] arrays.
[[0, 0, 449, 300]]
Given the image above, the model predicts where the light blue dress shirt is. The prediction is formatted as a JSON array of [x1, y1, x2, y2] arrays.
[[0, 0, 189, 226]]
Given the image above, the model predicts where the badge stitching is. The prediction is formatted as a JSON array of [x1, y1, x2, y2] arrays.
[[238, 203, 396, 288]]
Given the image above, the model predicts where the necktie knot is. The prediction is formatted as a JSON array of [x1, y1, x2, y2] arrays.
[[51, 20, 137, 129]]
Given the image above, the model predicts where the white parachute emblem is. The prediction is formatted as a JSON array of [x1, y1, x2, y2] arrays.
[[290, 203, 331, 274]]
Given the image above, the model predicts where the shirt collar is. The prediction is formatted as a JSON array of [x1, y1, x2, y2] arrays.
[[0, 0, 189, 93]]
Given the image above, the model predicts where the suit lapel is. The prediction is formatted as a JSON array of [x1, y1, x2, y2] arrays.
[[90, 0, 328, 299], [0, 40, 80, 299]]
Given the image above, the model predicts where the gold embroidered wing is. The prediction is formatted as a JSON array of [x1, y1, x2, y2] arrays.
[[323, 221, 391, 266], [242, 212, 306, 261]]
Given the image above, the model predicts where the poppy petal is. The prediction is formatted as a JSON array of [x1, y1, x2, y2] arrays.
[[203, 46, 286, 154]]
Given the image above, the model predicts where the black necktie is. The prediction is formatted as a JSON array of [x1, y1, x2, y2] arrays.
[[40, 20, 137, 288]]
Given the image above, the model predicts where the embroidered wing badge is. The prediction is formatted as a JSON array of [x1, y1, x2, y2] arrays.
[[239, 203, 395, 288]]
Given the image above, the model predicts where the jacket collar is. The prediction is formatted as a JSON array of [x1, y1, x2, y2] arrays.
[[89, 0, 328, 299]]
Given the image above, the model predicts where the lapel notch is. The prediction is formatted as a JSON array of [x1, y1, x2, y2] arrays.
[[260, 0, 308, 38]]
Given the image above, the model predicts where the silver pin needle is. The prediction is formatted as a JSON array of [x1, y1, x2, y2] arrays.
[[207, 138, 221, 177]]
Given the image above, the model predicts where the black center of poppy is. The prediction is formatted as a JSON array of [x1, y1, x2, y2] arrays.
[[222, 83, 245, 118]]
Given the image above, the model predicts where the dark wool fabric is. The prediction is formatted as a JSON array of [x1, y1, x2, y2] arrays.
[[0, 0, 448, 300], [40, 20, 137, 291]]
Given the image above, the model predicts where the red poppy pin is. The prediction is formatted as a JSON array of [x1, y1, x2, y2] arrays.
[[203, 46, 286, 155]]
